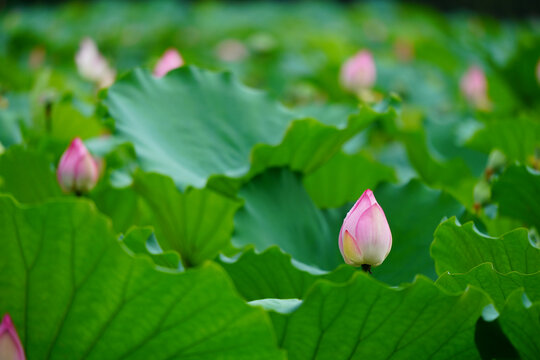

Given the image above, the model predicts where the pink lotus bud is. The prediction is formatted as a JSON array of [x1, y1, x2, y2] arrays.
[[340, 50, 377, 92], [57, 138, 99, 194], [75, 37, 116, 88], [154, 48, 184, 78], [460, 65, 490, 109], [338, 189, 392, 270], [0, 314, 25, 360]]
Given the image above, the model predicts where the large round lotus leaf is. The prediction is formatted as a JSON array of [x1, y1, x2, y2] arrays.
[[104, 66, 297, 188]]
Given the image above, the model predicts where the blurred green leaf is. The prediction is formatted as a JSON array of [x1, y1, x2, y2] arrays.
[[372, 180, 463, 284], [492, 165, 540, 230], [0, 94, 29, 146], [0, 145, 62, 203], [103, 66, 297, 189], [91, 185, 149, 234], [50, 97, 103, 141], [467, 117, 540, 163], [401, 130, 476, 208], [303, 151, 396, 208], [104, 67, 386, 192], [132, 171, 242, 267]]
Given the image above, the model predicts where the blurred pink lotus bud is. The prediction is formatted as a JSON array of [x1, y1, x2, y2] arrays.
[[460, 65, 490, 109], [216, 39, 248, 62], [57, 138, 99, 194], [75, 37, 116, 88], [536, 58, 540, 85], [154, 48, 184, 78], [340, 50, 377, 92], [394, 39, 414, 62], [0, 314, 25, 360], [339, 189, 392, 270], [28, 46, 46, 69]]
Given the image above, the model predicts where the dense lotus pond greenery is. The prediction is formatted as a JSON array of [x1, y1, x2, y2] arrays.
[[0, 1, 539, 359]]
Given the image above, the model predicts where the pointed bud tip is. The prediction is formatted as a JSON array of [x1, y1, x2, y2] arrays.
[[0, 314, 25, 360], [1, 314, 13, 327], [339, 190, 392, 267]]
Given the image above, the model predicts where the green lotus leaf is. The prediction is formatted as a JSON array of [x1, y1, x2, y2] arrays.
[[0, 195, 282, 360]]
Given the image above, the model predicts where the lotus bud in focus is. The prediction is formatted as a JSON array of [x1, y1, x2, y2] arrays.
[[339, 189, 392, 273], [0, 314, 26, 360], [57, 138, 100, 195], [460, 65, 491, 110], [75, 37, 116, 89], [154, 48, 184, 78]]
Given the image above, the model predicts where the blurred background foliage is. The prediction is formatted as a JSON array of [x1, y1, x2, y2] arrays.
[[1, 3, 540, 357], [2, 1, 539, 156]]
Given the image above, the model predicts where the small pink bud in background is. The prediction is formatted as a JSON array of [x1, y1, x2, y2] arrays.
[[340, 50, 377, 92], [154, 48, 184, 78], [57, 138, 100, 194], [215, 39, 249, 62], [0, 314, 26, 360], [75, 37, 116, 88], [460, 65, 490, 110], [536, 58, 540, 85], [394, 39, 414, 62], [28, 46, 46, 69], [339, 189, 392, 270]]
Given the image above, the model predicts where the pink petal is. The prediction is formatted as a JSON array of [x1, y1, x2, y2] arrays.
[[353, 204, 392, 266], [340, 230, 363, 265], [460, 66, 487, 102], [154, 49, 184, 78], [340, 50, 376, 91], [0, 314, 25, 360], [339, 189, 377, 240], [57, 138, 99, 193]]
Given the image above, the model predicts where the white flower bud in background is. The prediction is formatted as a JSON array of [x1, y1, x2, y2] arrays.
[[75, 37, 116, 89]]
